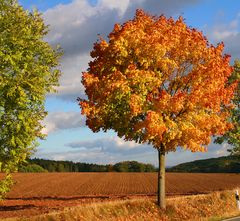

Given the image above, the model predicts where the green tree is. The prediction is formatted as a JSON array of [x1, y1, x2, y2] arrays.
[[113, 162, 129, 172], [56, 163, 65, 172], [215, 60, 240, 154], [144, 163, 156, 172], [128, 161, 145, 172], [19, 164, 48, 172], [0, 0, 61, 198]]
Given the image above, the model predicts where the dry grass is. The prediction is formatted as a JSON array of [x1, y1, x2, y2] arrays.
[[4, 189, 240, 221]]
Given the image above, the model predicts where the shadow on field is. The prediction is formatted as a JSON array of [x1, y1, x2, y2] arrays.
[[0, 204, 36, 211], [6, 192, 211, 201], [6, 194, 158, 201], [7, 195, 113, 201]]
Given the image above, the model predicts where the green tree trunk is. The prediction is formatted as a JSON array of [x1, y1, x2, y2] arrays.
[[157, 148, 166, 209]]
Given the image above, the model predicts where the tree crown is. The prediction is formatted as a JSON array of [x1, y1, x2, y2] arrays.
[[0, 0, 62, 173], [80, 9, 237, 153]]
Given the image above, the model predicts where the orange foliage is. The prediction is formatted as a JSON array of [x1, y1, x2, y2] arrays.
[[80, 9, 236, 153]]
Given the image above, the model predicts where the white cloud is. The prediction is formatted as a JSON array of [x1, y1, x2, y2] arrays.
[[36, 136, 157, 164], [44, 0, 200, 102], [211, 14, 239, 40], [42, 111, 85, 134], [207, 13, 240, 60], [35, 140, 230, 166], [34, 137, 227, 166], [48, 53, 89, 101], [66, 136, 145, 154], [99, 0, 131, 17], [35, 148, 108, 164], [216, 143, 231, 156], [35, 141, 156, 165], [212, 30, 238, 41]]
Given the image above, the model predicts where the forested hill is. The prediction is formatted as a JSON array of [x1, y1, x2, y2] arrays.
[[19, 155, 240, 173], [19, 158, 157, 172], [167, 155, 240, 173]]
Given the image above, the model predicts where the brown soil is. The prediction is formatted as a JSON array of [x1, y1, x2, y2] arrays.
[[0, 172, 239, 219]]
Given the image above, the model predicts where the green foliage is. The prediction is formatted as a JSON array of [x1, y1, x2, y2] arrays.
[[29, 158, 157, 172], [113, 161, 156, 172], [0, 174, 14, 200], [167, 155, 240, 173], [30, 158, 113, 172], [215, 60, 240, 154], [0, 0, 61, 198], [19, 164, 48, 172]]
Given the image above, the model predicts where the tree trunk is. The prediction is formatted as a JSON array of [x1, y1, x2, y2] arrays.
[[157, 148, 166, 209]]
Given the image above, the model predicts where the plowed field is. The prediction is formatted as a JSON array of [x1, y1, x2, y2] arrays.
[[0, 172, 240, 219]]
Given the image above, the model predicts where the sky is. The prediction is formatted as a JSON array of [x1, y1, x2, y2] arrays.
[[19, 0, 240, 167]]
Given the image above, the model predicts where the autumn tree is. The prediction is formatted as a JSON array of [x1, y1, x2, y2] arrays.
[[0, 0, 61, 198], [215, 60, 240, 155], [79, 10, 236, 208]]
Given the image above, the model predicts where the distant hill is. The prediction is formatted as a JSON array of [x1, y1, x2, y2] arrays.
[[167, 155, 240, 173]]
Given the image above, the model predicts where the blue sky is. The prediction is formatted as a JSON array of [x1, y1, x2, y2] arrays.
[[20, 0, 240, 166]]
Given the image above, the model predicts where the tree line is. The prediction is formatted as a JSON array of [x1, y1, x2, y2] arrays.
[[19, 158, 157, 173]]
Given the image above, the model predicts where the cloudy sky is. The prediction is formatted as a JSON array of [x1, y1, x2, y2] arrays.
[[20, 0, 240, 166]]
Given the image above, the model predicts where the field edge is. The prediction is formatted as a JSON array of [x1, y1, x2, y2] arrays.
[[3, 189, 240, 221]]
